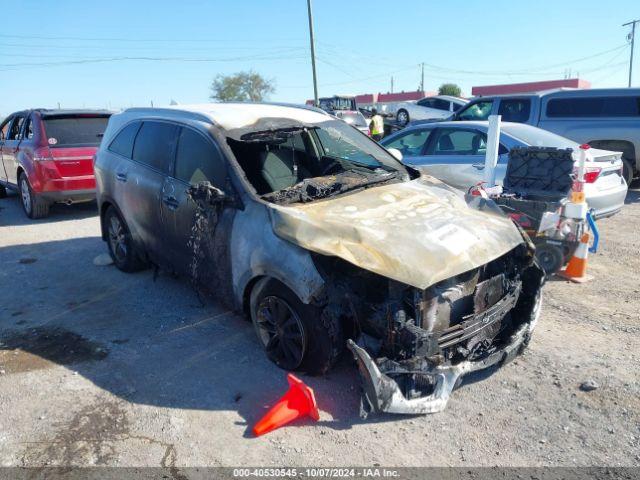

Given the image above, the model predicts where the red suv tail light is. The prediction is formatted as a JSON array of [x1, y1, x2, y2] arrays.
[[33, 147, 53, 162]]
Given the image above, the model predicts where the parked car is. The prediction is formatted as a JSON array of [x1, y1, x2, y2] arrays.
[[447, 88, 640, 184], [392, 95, 467, 126], [381, 121, 628, 219], [94, 102, 544, 414], [0, 109, 112, 218], [333, 110, 370, 135]]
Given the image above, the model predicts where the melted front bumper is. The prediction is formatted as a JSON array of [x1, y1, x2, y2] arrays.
[[347, 289, 542, 416]]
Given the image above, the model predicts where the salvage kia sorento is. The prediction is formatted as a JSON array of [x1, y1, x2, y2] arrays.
[[94, 103, 544, 415]]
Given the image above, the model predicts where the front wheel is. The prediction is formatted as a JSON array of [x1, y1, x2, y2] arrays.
[[18, 172, 49, 219], [250, 278, 343, 375]]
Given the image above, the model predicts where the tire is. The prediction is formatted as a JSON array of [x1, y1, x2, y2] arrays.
[[18, 172, 49, 219], [534, 243, 564, 275], [622, 158, 634, 185], [250, 278, 343, 375], [104, 206, 147, 272], [0, 184, 7, 199], [396, 109, 410, 126]]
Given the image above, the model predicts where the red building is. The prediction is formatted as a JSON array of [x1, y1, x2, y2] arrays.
[[471, 78, 591, 96]]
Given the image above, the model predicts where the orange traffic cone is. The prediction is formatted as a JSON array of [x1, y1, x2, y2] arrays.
[[558, 233, 592, 283], [253, 373, 320, 436]]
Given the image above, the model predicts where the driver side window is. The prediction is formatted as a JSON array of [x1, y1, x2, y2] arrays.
[[384, 129, 432, 157], [457, 101, 493, 121], [0, 117, 12, 141]]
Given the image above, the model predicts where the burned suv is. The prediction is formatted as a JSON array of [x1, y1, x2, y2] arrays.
[[94, 103, 544, 414]]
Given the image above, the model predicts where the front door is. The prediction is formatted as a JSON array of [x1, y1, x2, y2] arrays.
[[160, 126, 232, 282], [2, 114, 25, 185], [0, 116, 13, 183]]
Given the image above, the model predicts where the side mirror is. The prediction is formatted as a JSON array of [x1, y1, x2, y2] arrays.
[[387, 147, 403, 162]]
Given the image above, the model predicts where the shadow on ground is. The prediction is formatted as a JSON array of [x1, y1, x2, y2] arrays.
[[0, 208, 506, 436], [0, 190, 98, 226]]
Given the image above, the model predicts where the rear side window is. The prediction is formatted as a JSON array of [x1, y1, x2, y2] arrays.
[[546, 97, 640, 118], [431, 129, 487, 155], [174, 128, 226, 187], [431, 99, 450, 111], [498, 99, 531, 123], [43, 116, 110, 147], [109, 122, 141, 158], [132, 121, 178, 173]]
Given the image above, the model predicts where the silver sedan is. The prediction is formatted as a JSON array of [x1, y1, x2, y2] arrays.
[[381, 121, 628, 218]]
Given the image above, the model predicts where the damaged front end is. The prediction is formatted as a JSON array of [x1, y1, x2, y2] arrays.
[[339, 245, 544, 416]]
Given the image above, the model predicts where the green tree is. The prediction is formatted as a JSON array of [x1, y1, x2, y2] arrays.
[[209, 70, 275, 102], [438, 83, 462, 97]]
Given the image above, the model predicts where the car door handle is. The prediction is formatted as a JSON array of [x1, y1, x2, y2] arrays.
[[162, 195, 179, 210], [472, 163, 485, 170], [116, 172, 127, 182]]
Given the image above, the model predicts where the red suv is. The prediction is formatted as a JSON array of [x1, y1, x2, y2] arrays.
[[0, 109, 112, 218]]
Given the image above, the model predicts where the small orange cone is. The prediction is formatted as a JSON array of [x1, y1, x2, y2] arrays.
[[558, 233, 592, 283], [253, 373, 320, 436]]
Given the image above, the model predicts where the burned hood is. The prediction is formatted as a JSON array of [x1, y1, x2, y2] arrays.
[[268, 177, 525, 290]]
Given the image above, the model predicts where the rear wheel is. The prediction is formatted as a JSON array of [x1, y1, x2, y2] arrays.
[[18, 172, 49, 219], [622, 158, 634, 185], [104, 206, 147, 272], [250, 278, 343, 375], [396, 109, 409, 126]]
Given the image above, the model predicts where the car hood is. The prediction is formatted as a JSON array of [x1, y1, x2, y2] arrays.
[[268, 177, 525, 290]]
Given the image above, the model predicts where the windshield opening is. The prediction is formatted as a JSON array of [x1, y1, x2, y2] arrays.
[[228, 119, 409, 204]]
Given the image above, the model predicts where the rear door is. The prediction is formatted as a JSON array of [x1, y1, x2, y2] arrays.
[[496, 98, 532, 123], [160, 126, 229, 275], [2, 113, 26, 185], [120, 120, 178, 261]]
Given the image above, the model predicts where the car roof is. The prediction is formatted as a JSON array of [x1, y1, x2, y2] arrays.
[[124, 102, 331, 131], [432, 95, 468, 103], [473, 87, 640, 100], [33, 108, 113, 117]]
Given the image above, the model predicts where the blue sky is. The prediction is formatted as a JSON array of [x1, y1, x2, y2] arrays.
[[0, 0, 637, 115]]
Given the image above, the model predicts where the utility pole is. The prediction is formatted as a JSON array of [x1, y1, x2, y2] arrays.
[[623, 19, 639, 87], [306, 0, 319, 107], [420, 63, 425, 92]]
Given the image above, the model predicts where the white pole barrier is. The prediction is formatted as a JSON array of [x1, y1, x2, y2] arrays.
[[484, 114, 502, 188]]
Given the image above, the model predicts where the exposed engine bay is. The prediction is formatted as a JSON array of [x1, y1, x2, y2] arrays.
[[312, 243, 544, 416]]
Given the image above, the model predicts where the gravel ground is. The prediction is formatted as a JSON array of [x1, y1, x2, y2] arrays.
[[0, 186, 639, 469]]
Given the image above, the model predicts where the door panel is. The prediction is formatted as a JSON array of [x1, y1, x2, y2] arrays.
[[3, 115, 25, 185], [160, 126, 229, 276]]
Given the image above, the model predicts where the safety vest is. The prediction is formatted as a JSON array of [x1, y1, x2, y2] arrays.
[[370, 115, 384, 135]]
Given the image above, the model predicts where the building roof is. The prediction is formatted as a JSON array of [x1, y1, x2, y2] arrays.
[[471, 78, 591, 96]]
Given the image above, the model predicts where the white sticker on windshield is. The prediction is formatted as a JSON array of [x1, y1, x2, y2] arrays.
[[48, 137, 58, 145]]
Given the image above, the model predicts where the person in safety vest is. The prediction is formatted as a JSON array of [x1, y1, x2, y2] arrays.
[[369, 107, 384, 141]]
